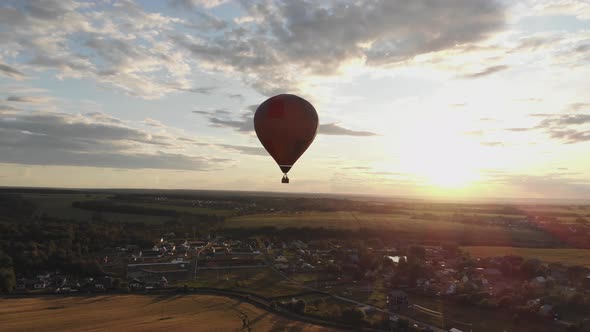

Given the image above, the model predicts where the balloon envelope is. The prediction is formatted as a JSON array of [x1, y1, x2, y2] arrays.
[[254, 94, 319, 174]]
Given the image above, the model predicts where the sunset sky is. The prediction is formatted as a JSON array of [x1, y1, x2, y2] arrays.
[[1, 0, 590, 199]]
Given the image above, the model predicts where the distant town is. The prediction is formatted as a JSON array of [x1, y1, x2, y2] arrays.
[[1, 189, 590, 332]]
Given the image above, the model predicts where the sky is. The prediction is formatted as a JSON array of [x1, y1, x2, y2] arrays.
[[0, 0, 590, 199]]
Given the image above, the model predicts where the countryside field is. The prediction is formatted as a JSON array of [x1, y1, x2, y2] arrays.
[[0, 295, 336, 332], [179, 268, 306, 298], [225, 212, 560, 247], [15, 193, 574, 247], [462, 246, 590, 267]]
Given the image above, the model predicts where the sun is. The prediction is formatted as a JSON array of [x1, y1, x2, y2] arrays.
[[395, 114, 483, 191], [413, 159, 480, 189]]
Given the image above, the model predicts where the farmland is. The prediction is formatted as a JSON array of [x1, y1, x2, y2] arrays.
[[177, 268, 306, 298], [225, 211, 561, 247], [0, 295, 335, 332], [462, 246, 590, 267]]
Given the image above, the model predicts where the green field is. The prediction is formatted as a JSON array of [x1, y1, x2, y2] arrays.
[[23, 194, 232, 224], [175, 267, 306, 298], [25, 194, 174, 223], [462, 246, 590, 267], [406, 293, 563, 332], [225, 211, 561, 247]]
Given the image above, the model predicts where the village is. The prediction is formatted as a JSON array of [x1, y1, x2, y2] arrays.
[[13, 231, 590, 331]]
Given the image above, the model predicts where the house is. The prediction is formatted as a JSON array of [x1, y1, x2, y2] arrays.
[[484, 268, 502, 280], [539, 304, 554, 317], [530, 276, 547, 288], [140, 249, 162, 258], [95, 276, 113, 289], [34, 280, 48, 289], [387, 290, 408, 309], [129, 279, 145, 290], [357, 305, 376, 316], [274, 263, 289, 270], [15, 278, 36, 290], [446, 283, 457, 295], [275, 255, 289, 263]]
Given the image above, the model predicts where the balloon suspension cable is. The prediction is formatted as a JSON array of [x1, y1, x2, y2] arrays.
[[281, 174, 289, 184]]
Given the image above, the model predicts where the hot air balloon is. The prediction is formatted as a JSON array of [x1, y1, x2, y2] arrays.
[[254, 94, 319, 183]]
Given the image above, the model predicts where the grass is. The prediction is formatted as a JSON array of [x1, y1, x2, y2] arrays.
[[173, 267, 306, 298], [23, 194, 232, 224], [25, 194, 174, 223], [0, 295, 335, 332], [225, 211, 561, 247], [405, 293, 564, 332], [462, 246, 590, 267], [111, 201, 235, 217]]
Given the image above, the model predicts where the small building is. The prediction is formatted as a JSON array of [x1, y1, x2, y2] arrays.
[[484, 268, 502, 280], [387, 290, 408, 309], [140, 249, 162, 259], [34, 280, 48, 289], [539, 304, 554, 317], [275, 255, 288, 263], [530, 276, 547, 288], [129, 279, 145, 290]]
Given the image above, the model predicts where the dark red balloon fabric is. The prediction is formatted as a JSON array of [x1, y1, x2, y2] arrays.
[[254, 94, 319, 174]]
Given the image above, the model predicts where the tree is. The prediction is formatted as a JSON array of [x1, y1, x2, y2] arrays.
[[567, 293, 585, 308], [341, 307, 367, 326], [520, 259, 542, 278], [293, 299, 306, 314], [0, 251, 15, 293], [0, 268, 16, 293], [112, 278, 122, 290], [408, 245, 426, 261], [397, 318, 410, 330]]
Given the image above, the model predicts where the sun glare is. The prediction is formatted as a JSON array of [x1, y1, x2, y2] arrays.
[[396, 113, 483, 191]]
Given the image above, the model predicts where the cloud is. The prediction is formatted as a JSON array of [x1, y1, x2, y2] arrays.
[[0, 110, 225, 170], [319, 123, 378, 137], [177, 86, 217, 94], [209, 115, 254, 132], [514, 98, 543, 102], [183, 11, 228, 30], [192, 109, 378, 137], [0, 0, 193, 99], [486, 171, 590, 197], [568, 103, 590, 112], [480, 141, 504, 147], [216, 144, 267, 156], [460, 65, 509, 79], [0, 149, 214, 171], [6, 95, 52, 104], [511, 113, 590, 144], [228, 93, 244, 100], [0, 0, 509, 98], [0, 63, 25, 79], [539, 114, 590, 126], [531, 0, 590, 20], [192, 108, 230, 116], [169, 0, 228, 9], [173, 0, 506, 95], [342, 166, 372, 170], [85, 112, 123, 124], [143, 118, 166, 127], [505, 127, 531, 132]]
